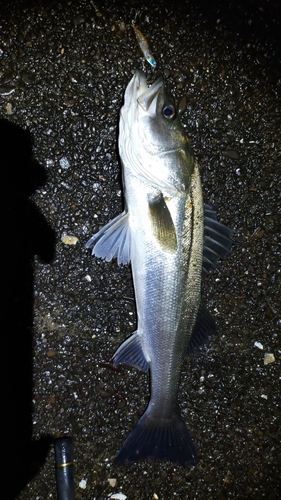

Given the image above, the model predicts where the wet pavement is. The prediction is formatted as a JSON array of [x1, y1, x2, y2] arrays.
[[1, 0, 280, 498]]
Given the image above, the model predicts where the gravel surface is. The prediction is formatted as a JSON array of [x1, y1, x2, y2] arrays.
[[1, 0, 280, 499]]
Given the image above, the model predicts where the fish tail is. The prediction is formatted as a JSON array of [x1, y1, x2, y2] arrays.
[[114, 408, 197, 466]]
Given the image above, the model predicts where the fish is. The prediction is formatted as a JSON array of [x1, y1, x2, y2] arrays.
[[86, 70, 233, 466], [132, 23, 157, 68]]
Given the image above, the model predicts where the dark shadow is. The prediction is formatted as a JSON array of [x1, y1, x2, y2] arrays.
[[0, 119, 56, 499]]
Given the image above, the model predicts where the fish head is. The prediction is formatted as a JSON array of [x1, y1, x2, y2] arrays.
[[119, 70, 194, 196]]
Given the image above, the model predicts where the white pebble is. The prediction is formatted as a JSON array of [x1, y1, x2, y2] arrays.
[[59, 157, 70, 169], [79, 478, 87, 489], [254, 341, 263, 350]]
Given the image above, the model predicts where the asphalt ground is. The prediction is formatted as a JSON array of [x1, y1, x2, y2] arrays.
[[1, 0, 280, 498]]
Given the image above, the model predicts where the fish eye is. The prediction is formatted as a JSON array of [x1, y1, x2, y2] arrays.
[[163, 105, 176, 120]]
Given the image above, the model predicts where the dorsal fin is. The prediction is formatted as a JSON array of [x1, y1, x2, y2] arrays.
[[184, 302, 217, 357], [203, 204, 234, 277]]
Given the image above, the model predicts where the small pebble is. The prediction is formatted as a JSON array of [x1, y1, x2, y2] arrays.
[[79, 478, 87, 489], [59, 157, 70, 169], [20, 71, 34, 85], [224, 150, 239, 159], [264, 353, 275, 365], [5, 102, 13, 115], [64, 97, 76, 106], [82, 116, 88, 128], [241, 193, 250, 203], [61, 235, 79, 245], [178, 94, 187, 114], [47, 349, 56, 358], [108, 478, 117, 487], [69, 72, 78, 84], [254, 341, 263, 350], [73, 15, 85, 27], [251, 227, 265, 239]]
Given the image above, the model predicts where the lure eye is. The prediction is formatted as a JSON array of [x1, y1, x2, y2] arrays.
[[163, 105, 176, 120]]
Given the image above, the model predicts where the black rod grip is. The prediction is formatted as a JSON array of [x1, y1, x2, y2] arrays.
[[54, 437, 75, 500]]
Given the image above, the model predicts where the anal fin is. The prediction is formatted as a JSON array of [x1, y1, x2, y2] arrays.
[[113, 331, 149, 373]]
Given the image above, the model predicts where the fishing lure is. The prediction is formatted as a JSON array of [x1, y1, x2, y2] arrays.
[[132, 23, 157, 68]]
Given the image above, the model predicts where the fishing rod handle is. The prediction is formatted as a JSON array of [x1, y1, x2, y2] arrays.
[[54, 437, 75, 500]]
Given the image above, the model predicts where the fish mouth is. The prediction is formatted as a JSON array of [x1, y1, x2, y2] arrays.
[[124, 70, 163, 119]]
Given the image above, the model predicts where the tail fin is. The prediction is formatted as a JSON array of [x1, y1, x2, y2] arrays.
[[115, 409, 197, 466]]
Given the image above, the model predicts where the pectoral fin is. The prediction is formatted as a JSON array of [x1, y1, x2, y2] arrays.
[[85, 211, 131, 265], [148, 192, 177, 253]]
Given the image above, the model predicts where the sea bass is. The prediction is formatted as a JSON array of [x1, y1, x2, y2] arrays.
[[86, 70, 233, 466]]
